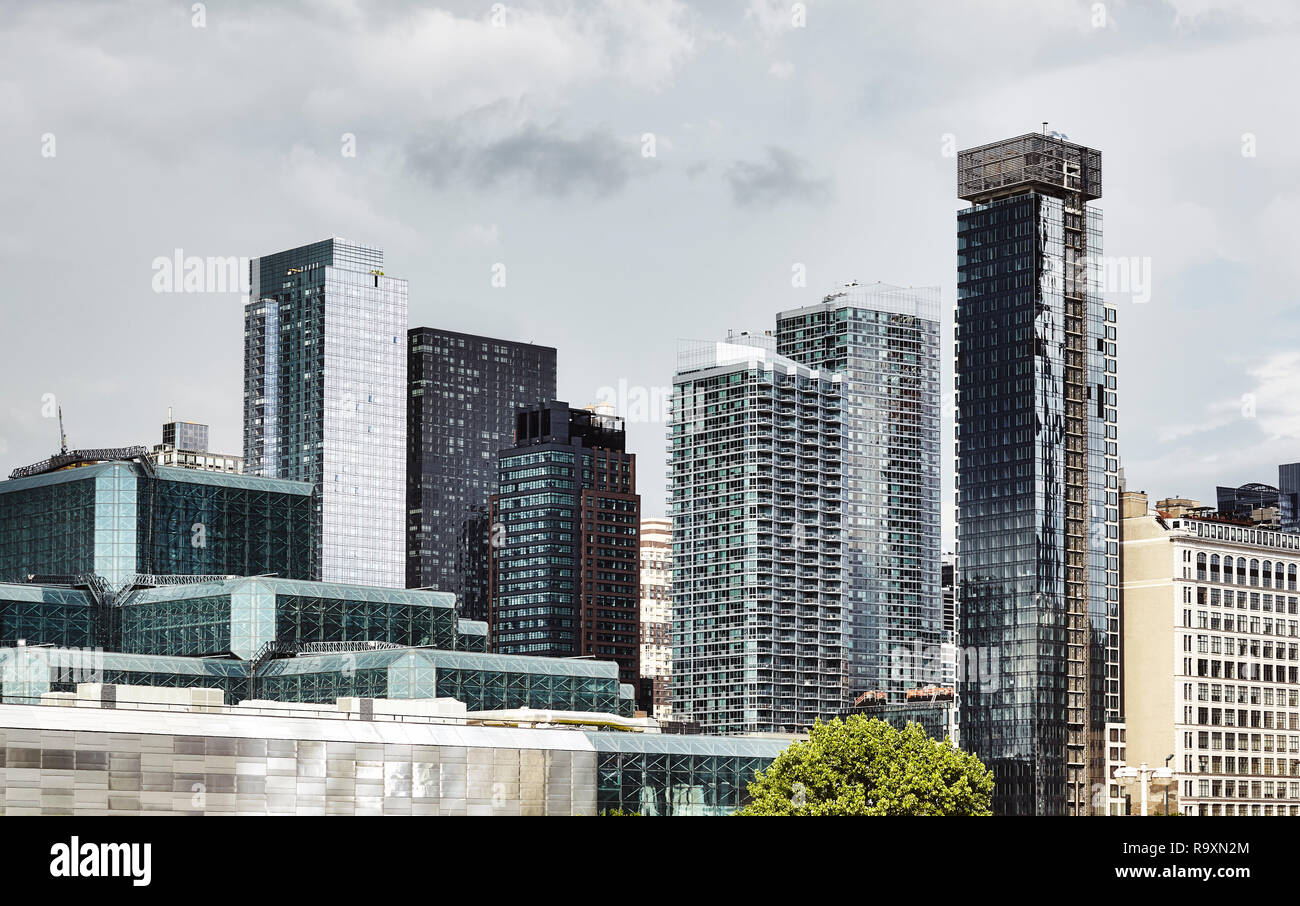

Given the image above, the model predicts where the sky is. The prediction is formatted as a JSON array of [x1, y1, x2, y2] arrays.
[[2, 0, 1300, 549]]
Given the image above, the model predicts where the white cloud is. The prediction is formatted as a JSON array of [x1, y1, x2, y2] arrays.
[[1240, 351, 1300, 440], [459, 223, 501, 247], [1150, 349, 1300, 450], [593, 0, 698, 90], [746, 0, 799, 36], [4, 0, 1300, 517]]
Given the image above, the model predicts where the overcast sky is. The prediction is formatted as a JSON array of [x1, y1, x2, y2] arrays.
[[3, 0, 1300, 548]]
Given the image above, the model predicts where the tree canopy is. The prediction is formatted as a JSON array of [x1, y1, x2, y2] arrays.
[[735, 715, 993, 816]]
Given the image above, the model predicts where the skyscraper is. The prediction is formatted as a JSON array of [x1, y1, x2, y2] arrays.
[[1280, 463, 1300, 532], [244, 238, 407, 587], [671, 333, 846, 734], [406, 328, 557, 620], [941, 552, 958, 689], [489, 401, 640, 688], [777, 284, 943, 703], [955, 132, 1120, 815]]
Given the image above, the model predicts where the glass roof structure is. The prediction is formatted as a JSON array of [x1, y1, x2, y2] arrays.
[[0, 461, 316, 585], [583, 731, 790, 759]]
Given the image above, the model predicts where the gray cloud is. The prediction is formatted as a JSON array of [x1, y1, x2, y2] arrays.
[[726, 147, 830, 207], [407, 122, 633, 198], [3, 0, 1300, 535]]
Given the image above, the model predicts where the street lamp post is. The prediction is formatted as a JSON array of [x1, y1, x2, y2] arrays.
[[1164, 753, 1175, 816], [1114, 762, 1176, 816]]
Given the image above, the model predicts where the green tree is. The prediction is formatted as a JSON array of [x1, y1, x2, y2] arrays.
[[735, 715, 993, 816]]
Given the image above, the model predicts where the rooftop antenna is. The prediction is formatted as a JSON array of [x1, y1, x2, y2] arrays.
[[1041, 121, 1049, 136], [57, 406, 68, 455]]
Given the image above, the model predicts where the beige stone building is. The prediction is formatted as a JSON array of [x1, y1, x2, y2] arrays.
[[1122, 490, 1300, 815], [639, 516, 672, 720]]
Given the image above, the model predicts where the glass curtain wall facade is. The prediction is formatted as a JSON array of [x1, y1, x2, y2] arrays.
[[0, 645, 636, 715], [777, 285, 943, 703], [162, 420, 209, 453], [0, 564, 644, 715], [406, 328, 557, 621], [671, 335, 846, 734], [956, 133, 1119, 815], [245, 238, 407, 588], [1280, 464, 1300, 532], [1216, 483, 1280, 523], [0, 583, 98, 649], [114, 578, 461, 659], [0, 462, 315, 585], [489, 402, 641, 689], [592, 733, 788, 816]]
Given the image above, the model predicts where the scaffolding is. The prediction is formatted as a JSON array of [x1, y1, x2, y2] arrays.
[[8, 445, 154, 480], [958, 132, 1102, 203]]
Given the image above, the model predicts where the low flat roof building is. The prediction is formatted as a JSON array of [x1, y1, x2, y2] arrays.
[[0, 571, 636, 716], [0, 686, 791, 815]]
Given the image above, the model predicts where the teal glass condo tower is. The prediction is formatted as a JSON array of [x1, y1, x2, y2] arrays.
[[777, 285, 943, 705], [671, 334, 846, 733]]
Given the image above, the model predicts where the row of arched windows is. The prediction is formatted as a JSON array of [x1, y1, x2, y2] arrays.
[[1197, 553, 1298, 590]]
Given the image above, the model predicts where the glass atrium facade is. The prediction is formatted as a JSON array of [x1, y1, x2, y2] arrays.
[[592, 732, 788, 816], [0, 462, 315, 585], [0, 583, 97, 649], [114, 578, 460, 659], [0, 643, 635, 716], [245, 238, 407, 588], [258, 648, 632, 714], [0, 565, 640, 714]]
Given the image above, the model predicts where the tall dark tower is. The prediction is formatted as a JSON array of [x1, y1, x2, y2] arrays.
[[490, 401, 641, 689], [406, 329, 556, 619], [955, 132, 1120, 815]]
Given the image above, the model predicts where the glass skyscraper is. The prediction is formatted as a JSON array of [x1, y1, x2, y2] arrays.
[[777, 285, 943, 704], [406, 328, 557, 620], [1281, 463, 1300, 532], [955, 133, 1119, 815], [490, 401, 641, 689], [244, 238, 407, 588], [671, 334, 847, 733]]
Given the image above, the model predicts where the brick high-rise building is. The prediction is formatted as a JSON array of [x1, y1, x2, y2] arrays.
[[490, 401, 640, 689]]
